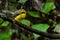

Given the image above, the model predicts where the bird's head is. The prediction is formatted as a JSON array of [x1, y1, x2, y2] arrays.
[[19, 9, 26, 19]]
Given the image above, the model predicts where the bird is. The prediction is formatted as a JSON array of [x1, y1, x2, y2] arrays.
[[14, 9, 26, 22]]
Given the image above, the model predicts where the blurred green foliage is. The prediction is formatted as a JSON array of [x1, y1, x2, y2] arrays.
[[42, 2, 56, 14], [21, 19, 31, 26], [0, 31, 12, 40], [32, 24, 49, 32], [1, 21, 9, 27], [0, 0, 60, 40], [28, 11, 40, 18]]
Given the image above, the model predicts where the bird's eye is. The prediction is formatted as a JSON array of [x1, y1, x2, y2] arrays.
[[21, 12, 25, 14]]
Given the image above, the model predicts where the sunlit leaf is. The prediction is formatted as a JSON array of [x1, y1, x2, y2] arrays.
[[32, 24, 49, 32], [33, 33, 40, 39], [53, 23, 60, 33], [28, 11, 40, 18], [32, 24, 49, 39], [21, 19, 31, 26], [1, 21, 9, 27], [18, 0, 27, 3], [42, 2, 56, 14]]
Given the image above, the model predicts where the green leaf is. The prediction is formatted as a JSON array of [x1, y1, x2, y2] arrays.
[[53, 23, 60, 33], [0, 31, 11, 40], [28, 11, 40, 18], [1, 21, 9, 27], [18, 0, 27, 3], [21, 19, 31, 26], [42, 2, 56, 14], [33, 34, 40, 39], [32, 24, 49, 32]]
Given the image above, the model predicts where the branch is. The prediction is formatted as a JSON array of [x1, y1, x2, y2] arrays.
[[0, 15, 60, 39]]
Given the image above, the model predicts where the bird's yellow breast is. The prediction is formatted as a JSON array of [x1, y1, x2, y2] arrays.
[[14, 9, 26, 22]]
